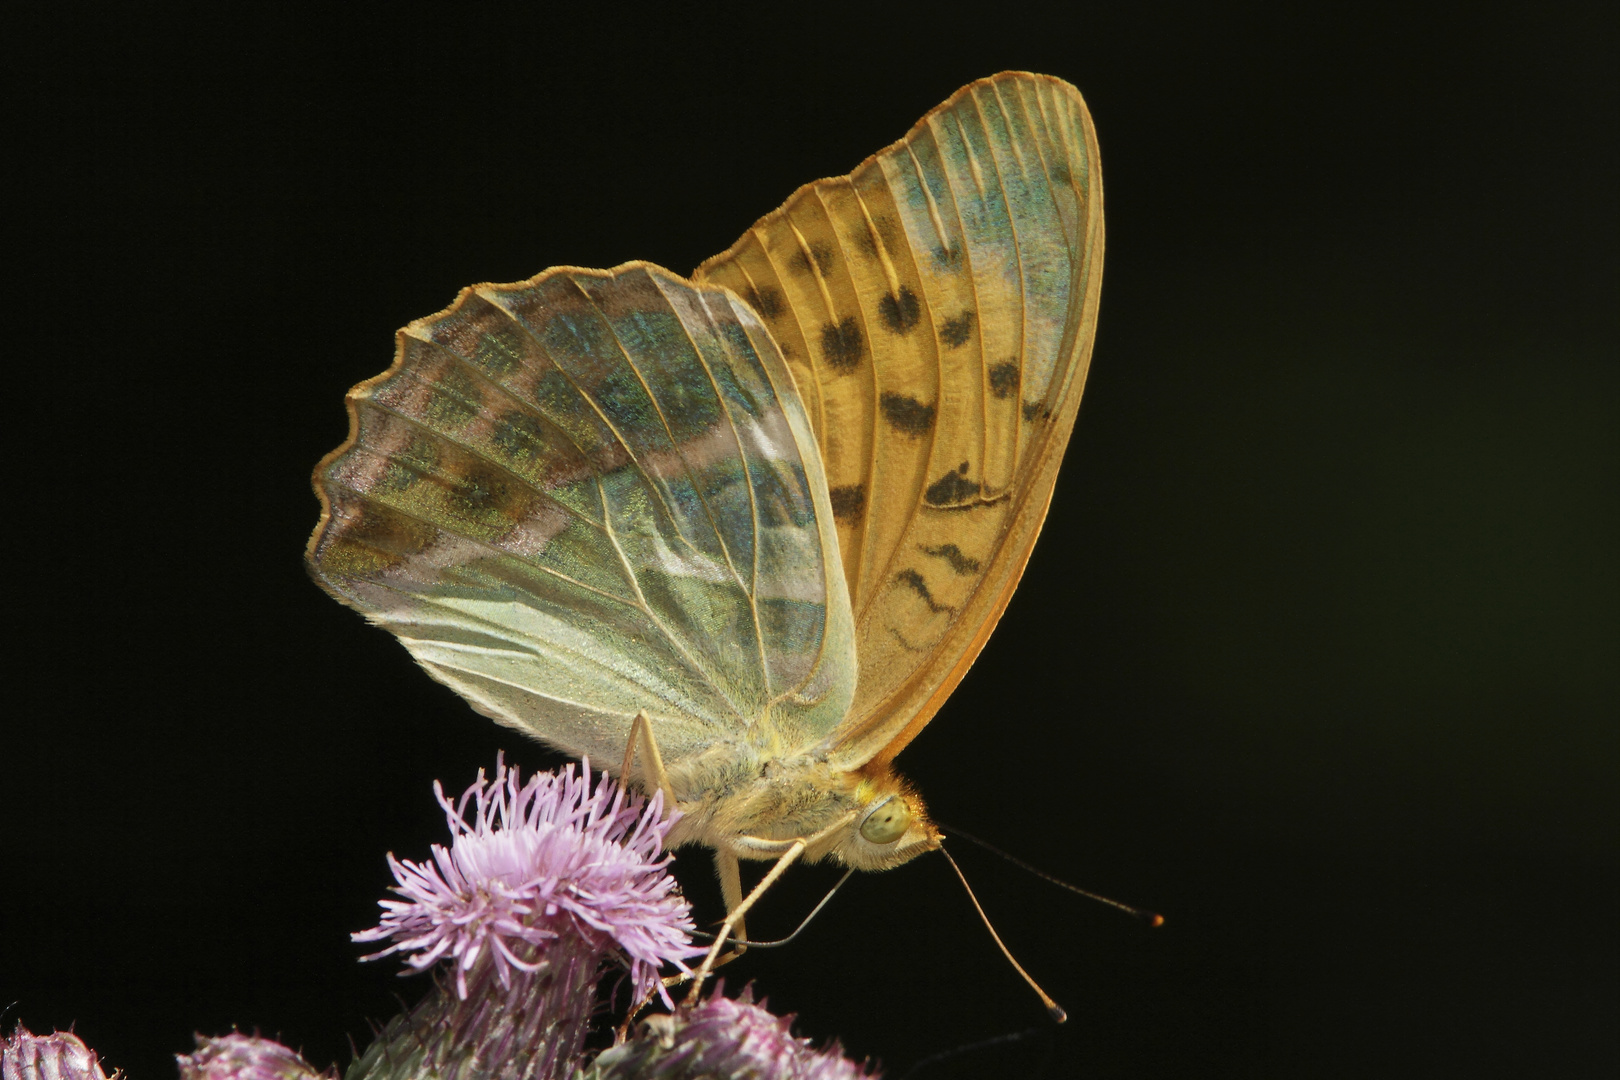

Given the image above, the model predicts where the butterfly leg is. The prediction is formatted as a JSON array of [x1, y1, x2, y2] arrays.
[[685, 839, 806, 1004], [715, 849, 748, 954], [656, 852, 748, 989], [619, 710, 677, 809]]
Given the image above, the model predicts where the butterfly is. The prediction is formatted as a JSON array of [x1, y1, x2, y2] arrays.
[[306, 71, 1103, 992]]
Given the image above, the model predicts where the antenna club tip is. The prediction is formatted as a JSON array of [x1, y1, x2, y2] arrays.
[[1047, 1004, 1069, 1024], [1149, 913, 1165, 928]]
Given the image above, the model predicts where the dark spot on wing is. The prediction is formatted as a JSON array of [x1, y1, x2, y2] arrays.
[[829, 484, 866, 521], [592, 369, 653, 429], [1052, 162, 1073, 187], [457, 474, 497, 510], [790, 242, 837, 277], [375, 459, 421, 495], [874, 214, 902, 251], [419, 365, 480, 429], [375, 432, 440, 492], [820, 317, 864, 372], [933, 245, 961, 269], [924, 461, 981, 506], [989, 360, 1020, 399], [491, 411, 548, 463], [453, 463, 514, 513], [317, 502, 436, 576], [887, 626, 931, 653], [895, 568, 951, 614], [1022, 400, 1052, 422], [879, 392, 936, 436], [743, 285, 785, 320], [940, 310, 976, 348], [854, 227, 879, 258], [879, 286, 921, 333], [920, 543, 981, 575]]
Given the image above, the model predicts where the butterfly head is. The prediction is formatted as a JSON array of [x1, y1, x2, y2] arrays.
[[829, 771, 941, 871]]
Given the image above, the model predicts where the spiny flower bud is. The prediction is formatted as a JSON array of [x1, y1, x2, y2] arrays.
[[177, 1035, 329, 1080], [2, 1029, 116, 1080], [583, 986, 878, 1080]]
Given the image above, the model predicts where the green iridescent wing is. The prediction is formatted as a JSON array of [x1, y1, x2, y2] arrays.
[[307, 263, 856, 766]]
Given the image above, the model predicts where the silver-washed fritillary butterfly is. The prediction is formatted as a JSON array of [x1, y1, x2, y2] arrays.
[[307, 70, 1103, 1004]]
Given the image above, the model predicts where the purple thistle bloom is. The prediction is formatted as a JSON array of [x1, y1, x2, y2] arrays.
[[355, 754, 701, 1006], [347, 756, 708, 1080], [176, 1035, 328, 1080], [2, 1029, 116, 1080]]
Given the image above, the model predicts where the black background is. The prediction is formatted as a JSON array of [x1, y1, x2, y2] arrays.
[[7, 3, 1616, 1077]]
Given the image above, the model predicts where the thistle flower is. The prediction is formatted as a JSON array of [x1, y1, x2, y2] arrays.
[[176, 1035, 327, 1080], [347, 756, 703, 1080], [355, 754, 700, 1004], [583, 986, 878, 1080], [2, 1028, 116, 1080]]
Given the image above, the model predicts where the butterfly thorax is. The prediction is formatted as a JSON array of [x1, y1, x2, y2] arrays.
[[663, 745, 940, 872]]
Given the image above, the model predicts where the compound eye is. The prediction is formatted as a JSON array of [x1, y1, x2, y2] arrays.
[[859, 797, 911, 845]]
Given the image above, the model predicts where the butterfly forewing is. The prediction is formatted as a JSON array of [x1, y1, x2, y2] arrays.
[[694, 72, 1103, 769], [308, 263, 857, 765]]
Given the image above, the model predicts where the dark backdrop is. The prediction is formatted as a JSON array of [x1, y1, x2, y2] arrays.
[[7, 3, 1615, 1077]]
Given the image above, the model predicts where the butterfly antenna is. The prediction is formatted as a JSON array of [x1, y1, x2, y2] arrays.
[[692, 868, 856, 948], [939, 846, 1067, 1023], [939, 823, 1164, 927], [894, 1027, 1045, 1080]]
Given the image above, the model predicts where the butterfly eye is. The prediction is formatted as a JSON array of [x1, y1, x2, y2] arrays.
[[859, 798, 911, 845]]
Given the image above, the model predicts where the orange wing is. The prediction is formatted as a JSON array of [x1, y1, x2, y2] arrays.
[[694, 72, 1103, 771]]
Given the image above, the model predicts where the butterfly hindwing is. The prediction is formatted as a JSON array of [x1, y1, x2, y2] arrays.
[[308, 263, 857, 765], [694, 72, 1104, 768]]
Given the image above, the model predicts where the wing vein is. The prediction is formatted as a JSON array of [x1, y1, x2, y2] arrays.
[[999, 81, 1059, 476], [577, 274, 754, 600], [752, 228, 829, 440], [322, 468, 645, 611], [347, 397, 610, 545], [483, 283, 722, 576], [852, 133, 963, 624], [366, 581, 733, 728], [482, 281, 756, 722], [643, 273, 776, 698], [397, 335, 609, 530], [967, 89, 1027, 498], [804, 187, 882, 614], [729, 289, 849, 708]]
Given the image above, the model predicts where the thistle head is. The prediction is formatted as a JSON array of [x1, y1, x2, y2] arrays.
[[176, 1035, 327, 1080], [353, 754, 701, 1005], [585, 985, 878, 1079], [3, 1028, 116, 1080]]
